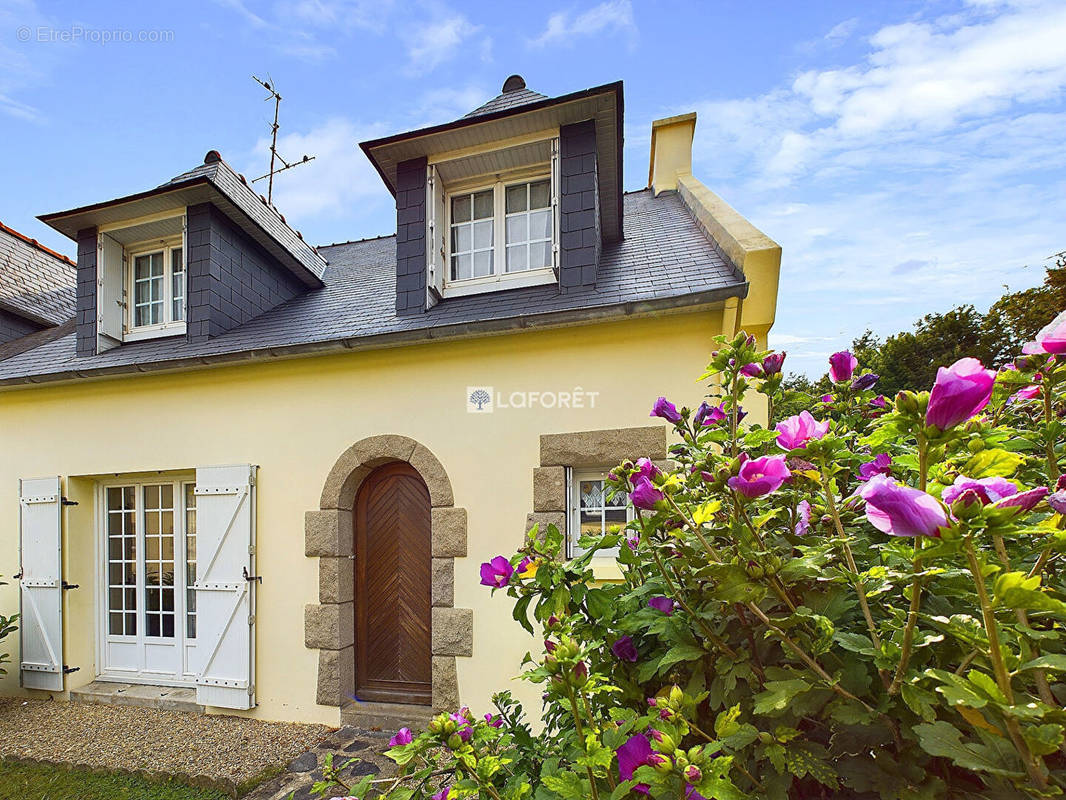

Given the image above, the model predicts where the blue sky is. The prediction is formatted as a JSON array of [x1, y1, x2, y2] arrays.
[[1, 0, 1063, 375]]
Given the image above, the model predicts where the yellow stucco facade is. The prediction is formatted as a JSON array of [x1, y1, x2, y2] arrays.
[[1, 308, 754, 725]]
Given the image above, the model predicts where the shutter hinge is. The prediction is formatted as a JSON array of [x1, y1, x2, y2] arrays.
[[62, 497, 79, 507], [62, 582, 79, 590], [12, 569, 22, 581], [248, 614, 255, 625], [63, 665, 80, 674], [242, 566, 262, 585]]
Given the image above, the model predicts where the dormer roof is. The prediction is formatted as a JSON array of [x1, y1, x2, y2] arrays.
[[361, 78, 624, 242], [38, 153, 327, 288], [0, 221, 76, 327]]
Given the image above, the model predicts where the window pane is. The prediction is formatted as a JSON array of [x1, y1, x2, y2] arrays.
[[531, 241, 552, 270], [185, 483, 197, 640], [452, 195, 471, 223], [106, 485, 136, 636], [452, 225, 471, 253], [473, 250, 493, 278], [172, 248, 185, 322], [452, 253, 472, 281], [472, 190, 493, 219], [506, 245, 527, 273], [529, 180, 550, 209], [530, 209, 552, 240], [506, 215, 527, 244], [472, 220, 493, 250], [505, 184, 527, 213]]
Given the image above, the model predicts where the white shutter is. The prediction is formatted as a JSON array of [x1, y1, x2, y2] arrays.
[[550, 137, 561, 274], [193, 464, 257, 709], [97, 234, 124, 351], [18, 477, 64, 691], [426, 163, 445, 308]]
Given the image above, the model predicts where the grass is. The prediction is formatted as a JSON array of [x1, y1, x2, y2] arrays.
[[0, 759, 231, 800]]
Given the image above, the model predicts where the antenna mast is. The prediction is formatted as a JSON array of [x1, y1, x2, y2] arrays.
[[251, 75, 315, 203]]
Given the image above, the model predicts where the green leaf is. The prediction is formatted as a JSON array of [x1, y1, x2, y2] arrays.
[[1016, 654, 1066, 674], [834, 631, 878, 655], [542, 772, 587, 800], [901, 683, 937, 722], [753, 679, 811, 715], [914, 721, 1025, 778], [512, 594, 534, 635], [1022, 723, 1064, 756], [585, 588, 612, 621], [658, 642, 706, 672], [960, 448, 1024, 479], [783, 741, 837, 787], [714, 705, 742, 738]]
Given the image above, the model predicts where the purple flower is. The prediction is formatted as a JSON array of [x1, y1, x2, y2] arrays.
[[727, 454, 791, 498], [740, 362, 763, 377], [794, 500, 811, 536], [636, 457, 661, 482], [996, 487, 1048, 512], [432, 787, 451, 800], [829, 351, 858, 383], [858, 453, 892, 482], [699, 403, 728, 426], [651, 396, 682, 424], [389, 727, 413, 747], [1028, 310, 1066, 355], [479, 556, 513, 588], [648, 596, 675, 615], [1049, 486, 1066, 515], [1014, 385, 1041, 401], [942, 475, 1018, 506], [820, 394, 835, 403], [851, 372, 879, 391], [926, 357, 996, 430], [871, 395, 888, 409], [859, 475, 947, 538], [617, 733, 653, 789], [485, 713, 503, 728], [775, 410, 829, 450], [762, 352, 786, 375], [625, 534, 640, 552], [630, 477, 664, 510], [611, 635, 639, 662]]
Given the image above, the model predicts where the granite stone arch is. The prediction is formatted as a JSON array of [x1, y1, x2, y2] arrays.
[[305, 435, 470, 712]]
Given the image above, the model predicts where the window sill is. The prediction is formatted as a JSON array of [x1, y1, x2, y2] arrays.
[[441, 268, 556, 299], [124, 322, 187, 343]]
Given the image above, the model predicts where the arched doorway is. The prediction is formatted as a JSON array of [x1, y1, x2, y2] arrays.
[[354, 461, 432, 705]]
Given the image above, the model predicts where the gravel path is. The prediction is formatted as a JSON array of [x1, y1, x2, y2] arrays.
[[0, 698, 331, 793]]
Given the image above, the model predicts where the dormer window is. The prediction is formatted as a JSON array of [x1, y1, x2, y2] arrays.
[[128, 238, 185, 336]]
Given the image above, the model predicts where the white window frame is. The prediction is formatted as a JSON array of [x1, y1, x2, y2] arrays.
[[124, 235, 187, 341], [567, 468, 635, 560], [442, 166, 557, 298], [95, 475, 198, 687]]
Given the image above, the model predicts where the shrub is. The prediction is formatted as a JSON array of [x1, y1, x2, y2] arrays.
[[0, 575, 17, 676], [316, 315, 1066, 799]]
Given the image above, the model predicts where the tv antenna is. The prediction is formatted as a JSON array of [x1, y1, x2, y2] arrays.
[[250, 74, 315, 204]]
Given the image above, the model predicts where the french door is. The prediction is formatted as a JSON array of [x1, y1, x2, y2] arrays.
[[98, 480, 198, 686]]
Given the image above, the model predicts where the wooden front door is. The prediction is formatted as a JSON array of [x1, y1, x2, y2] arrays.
[[354, 462, 432, 705]]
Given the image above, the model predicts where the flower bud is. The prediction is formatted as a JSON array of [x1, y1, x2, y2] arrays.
[[684, 765, 702, 784], [967, 438, 985, 453], [428, 717, 444, 734], [571, 661, 588, 687], [757, 731, 772, 744], [648, 754, 673, 774], [895, 391, 919, 415], [668, 685, 684, 707], [649, 729, 676, 754], [446, 733, 463, 749], [950, 489, 984, 521]]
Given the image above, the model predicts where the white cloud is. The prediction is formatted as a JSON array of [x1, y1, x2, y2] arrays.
[[274, 0, 395, 33], [675, 0, 1066, 374], [0, 0, 54, 121], [824, 17, 858, 43], [242, 117, 390, 235], [530, 0, 636, 48], [406, 14, 481, 74]]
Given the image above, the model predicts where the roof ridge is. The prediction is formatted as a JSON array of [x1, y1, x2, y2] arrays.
[[0, 221, 76, 268], [318, 233, 396, 248]]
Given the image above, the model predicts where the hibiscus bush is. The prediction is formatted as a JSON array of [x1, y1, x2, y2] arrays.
[[315, 313, 1066, 800]]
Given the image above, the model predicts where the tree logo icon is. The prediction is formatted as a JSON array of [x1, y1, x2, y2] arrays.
[[467, 386, 494, 413]]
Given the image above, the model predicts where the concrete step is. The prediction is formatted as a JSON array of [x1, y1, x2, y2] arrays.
[[70, 681, 204, 714], [340, 700, 435, 732]]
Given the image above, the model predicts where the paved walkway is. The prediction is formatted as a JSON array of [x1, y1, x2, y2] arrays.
[[245, 726, 395, 799]]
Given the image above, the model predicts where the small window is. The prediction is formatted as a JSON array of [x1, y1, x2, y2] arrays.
[[443, 172, 557, 295], [568, 469, 633, 559], [127, 238, 185, 337]]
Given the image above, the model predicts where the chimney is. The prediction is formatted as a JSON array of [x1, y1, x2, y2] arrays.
[[648, 112, 696, 196]]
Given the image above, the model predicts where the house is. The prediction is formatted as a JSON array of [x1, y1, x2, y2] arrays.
[[0, 76, 780, 727]]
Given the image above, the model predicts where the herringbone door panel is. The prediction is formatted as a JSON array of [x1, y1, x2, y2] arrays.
[[355, 462, 432, 704]]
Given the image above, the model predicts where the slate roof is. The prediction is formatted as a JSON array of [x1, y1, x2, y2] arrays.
[[0, 190, 746, 385], [0, 222, 76, 327], [158, 157, 327, 282], [464, 87, 549, 118]]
